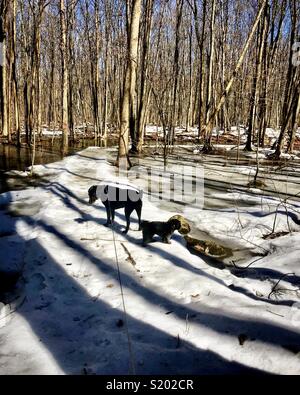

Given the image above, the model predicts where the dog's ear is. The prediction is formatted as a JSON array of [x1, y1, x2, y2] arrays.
[[88, 185, 98, 204], [88, 185, 96, 195], [171, 219, 181, 231]]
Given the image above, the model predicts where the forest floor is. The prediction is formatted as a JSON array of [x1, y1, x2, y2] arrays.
[[0, 146, 300, 374]]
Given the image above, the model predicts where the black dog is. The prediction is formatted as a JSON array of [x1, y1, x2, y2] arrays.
[[141, 218, 181, 246], [88, 184, 143, 234]]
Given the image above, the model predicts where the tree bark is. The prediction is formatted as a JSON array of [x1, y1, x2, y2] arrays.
[[0, 0, 8, 138], [203, 0, 216, 150], [245, 0, 268, 151], [273, 0, 298, 158], [60, 0, 69, 153], [134, 0, 154, 154], [118, 0, 142, 164], [287, 85, 300, 152], [169, 0, 183, 147]]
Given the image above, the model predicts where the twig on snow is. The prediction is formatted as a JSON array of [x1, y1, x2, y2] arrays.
[[268, 272, 295, 299]]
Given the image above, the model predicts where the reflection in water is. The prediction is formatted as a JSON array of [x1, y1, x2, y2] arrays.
[[0, 144, 32, 172], [0, 138, 116, 172], [0, 138, 117, 194]]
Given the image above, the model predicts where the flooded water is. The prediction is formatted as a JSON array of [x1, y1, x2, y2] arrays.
[[1, 141, 299, 267], [0, 138, 118, 172], [0, 138, 117, 194], [126, 147, 300, 266], [138, 147, 300, 205]]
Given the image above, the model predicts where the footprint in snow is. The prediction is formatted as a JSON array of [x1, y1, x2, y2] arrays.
[[30, 273, 47, 291]]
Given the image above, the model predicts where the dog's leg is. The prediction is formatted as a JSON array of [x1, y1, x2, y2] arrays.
[[104, 205, 112, 227], [162, 234, 172, 244], [124, 206, 134, 234], [141, 223, 155, 246], [135, 202, 142, 231], [111, 209, 115, 224], [143, 231, 154, 246]]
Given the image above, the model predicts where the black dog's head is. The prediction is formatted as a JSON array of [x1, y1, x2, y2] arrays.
[[168, 218, 181, 232], [88, 185, 98, 204]]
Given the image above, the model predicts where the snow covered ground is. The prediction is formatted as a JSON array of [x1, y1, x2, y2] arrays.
[[0, 147, 300, 375], [146, 124, 300, 148]]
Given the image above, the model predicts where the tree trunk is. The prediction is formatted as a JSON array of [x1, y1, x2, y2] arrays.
[[273, 0, 298, 158], [203, 0, 216, 151], [189, 0, 207, 141], [201, 0, 268, 142], [11, 0, 20, 145], [0, 0, 8, 138], [287, 86, 300, 153], [169, 0, 183, 147], [134, 0, 154, 154], [68, 0, 76, 142], [245, 0, 268, 151], [118, 0, 142, 165], [60, 0, 69, 153]]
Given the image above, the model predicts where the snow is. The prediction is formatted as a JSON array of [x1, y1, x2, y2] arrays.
[[40, 129, 63, 136], [145, 125, 199, 137], [0, 147, 300, 374]]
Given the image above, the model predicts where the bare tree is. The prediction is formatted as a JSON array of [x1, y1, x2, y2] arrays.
[[202, 0, 216, 152], [60, 0, 69, 153], [134, 0, 154, 154], [245, 0, 269, 151], [0, 0, 297, 158], [118, 0, 142, 165], [273, 0, 299, 158], [200, 0, 268, 144], [0, 0, 8, 138]]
